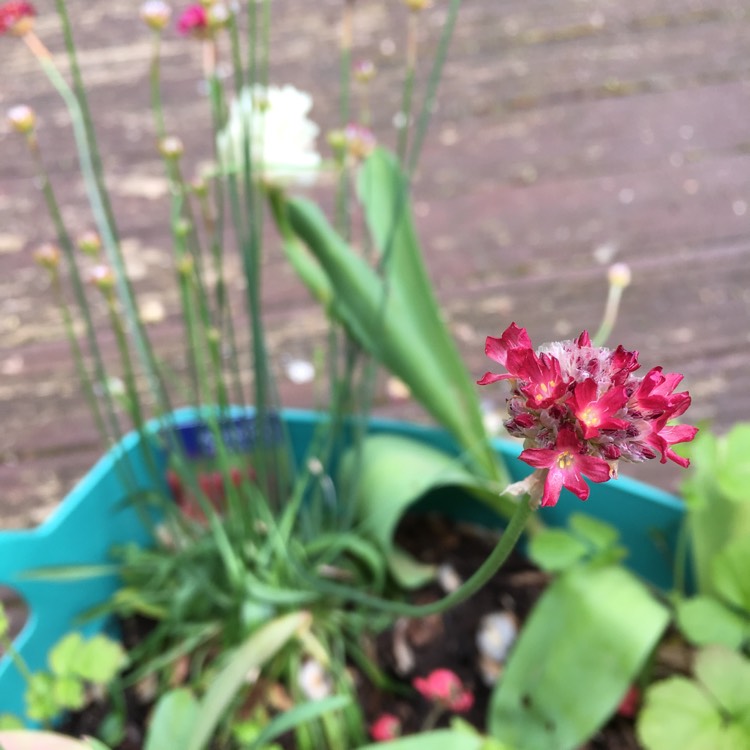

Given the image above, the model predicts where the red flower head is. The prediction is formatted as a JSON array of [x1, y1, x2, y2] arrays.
[[413, 669, 474, 713], [0, 1, 36, 35], [478, 322, 697, 507], [369, 714, 401, 742], [176, 4, 208, 36]]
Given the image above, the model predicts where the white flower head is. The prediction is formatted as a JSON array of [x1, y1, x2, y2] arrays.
[[298, 658, 332, 700], [218, 84, 321, 186]]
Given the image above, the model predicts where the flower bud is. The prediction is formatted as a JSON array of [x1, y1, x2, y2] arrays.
[[7, 104, 35, 135], [77, 230, 102, 256], [206, 2, 230, 29], [158, 135, 184, 159], [33, 243, 61, 273], [87, 265, 116, 293], [0, 2, 36, 36], [189, 176, 208, 196], [344, 123, 376, 160], [608, 262, 632, 289], [404, 0, 432, 11], [176, 256, 194, 276], [140, 0, 172, 31], [326, 128, 347, 156], [174, 218, 192, 238], [353, 59, 376, 84]]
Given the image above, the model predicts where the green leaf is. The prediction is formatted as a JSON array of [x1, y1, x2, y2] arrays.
[[357, 730, 485, 750], [246, 696, 351, 750], [25, 674, 59, 723], [676, 596, 749, 649], [637, 649, 750, 750], [694, 646, 750, 719], [85, 739, 114, 750], [52, 675, 86, 710], [682, 427, 750, 595], [144, 688, 199, 750], [277, 183, 508, 492], [527, 529, 588, 572], [568, 513, 619, 550], [716, 424, 750, 504], [637, 677, 742, 750], [74, 635, 128, 685], [19, 564, 120, 581], [0, 717, 24, 731], [49, 633, 84, 677], [0, 604, 8, 640], [343, 434, 503, 587], [186, 611, 311, 750], [488, 566, 669, 750], [712, 538, 750, 613]]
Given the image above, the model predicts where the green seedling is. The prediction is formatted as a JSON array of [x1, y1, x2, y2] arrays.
[[637, 646, 750, 750], [0, 607, 127, 727], [527, 512, 626, 573]]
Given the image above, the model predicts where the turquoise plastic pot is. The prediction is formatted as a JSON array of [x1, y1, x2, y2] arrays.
[[0, 409, 685, 720]]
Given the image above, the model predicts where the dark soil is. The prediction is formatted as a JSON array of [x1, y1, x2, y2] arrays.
[[60, 514, 643, 749]]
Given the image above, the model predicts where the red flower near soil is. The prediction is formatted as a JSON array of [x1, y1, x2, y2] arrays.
[[413, 669, 474, 713], [0, 1, 35, 35], [166, 466, 256, 523], [369, 714, 402, 742], [478, 322, 697, 507], [176, 4, 207, 36], [618, 685, 641, 718]]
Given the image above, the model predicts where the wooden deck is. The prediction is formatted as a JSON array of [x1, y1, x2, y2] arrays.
[[2, 0, 749, 527]]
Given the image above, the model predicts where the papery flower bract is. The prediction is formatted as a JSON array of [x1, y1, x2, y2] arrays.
[[520, 427, 612, 507], [478, 322, 697, 507], [33, 243, 61, 273], [0, 1, 36, 35], [413, 669, 474, 713], [369, 714, 401, 742], [344, 123, 377, 160], [176, 3, 208, 36], [7, 104, 35, 134], [298, 658, 332, 701], [140, 0, 172, 31], [217, 85, 321, 186]]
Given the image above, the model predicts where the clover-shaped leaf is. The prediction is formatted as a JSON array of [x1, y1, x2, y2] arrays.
[[49, 633, 85, 677], [74, 635, 128, 685], [527, 529, 588, 572], [637, 647, 750, 750], [676, 596, 749, 650]]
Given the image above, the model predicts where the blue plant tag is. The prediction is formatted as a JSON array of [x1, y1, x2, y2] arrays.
[[174, 414, 284, 458]]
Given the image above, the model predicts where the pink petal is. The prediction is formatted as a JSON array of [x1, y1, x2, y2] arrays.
[[541, 466, 565, 506]]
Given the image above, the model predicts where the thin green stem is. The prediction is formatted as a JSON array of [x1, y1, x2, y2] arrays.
[[307, 498, 534, 617], [407, 0, 463, 177], [27, 136, 125, 447]]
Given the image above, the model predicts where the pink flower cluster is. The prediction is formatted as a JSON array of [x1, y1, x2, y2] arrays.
[[478, 323, 697, 508], [413, 669, 474, 713], [0, 1, 35, 34], [369, 713, 401, 742], [176, 4, 207, 36]]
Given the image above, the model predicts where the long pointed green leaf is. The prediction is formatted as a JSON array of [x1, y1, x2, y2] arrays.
[[187, 611, 311, 750], [356, 149, 504, 485], [357, 730, 484, 750], [283, 196, 508, 501], [247, 695, 351, 750]]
